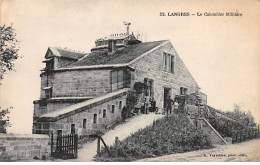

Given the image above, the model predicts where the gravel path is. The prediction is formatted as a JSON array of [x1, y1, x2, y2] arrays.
[[137, 138, 260, 162]]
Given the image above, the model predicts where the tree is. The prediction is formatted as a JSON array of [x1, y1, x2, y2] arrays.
[[0, 24, 20, 80], [0, 24, 20, 133], [225, 103, 257, 127], [0, 107, 12, 133]]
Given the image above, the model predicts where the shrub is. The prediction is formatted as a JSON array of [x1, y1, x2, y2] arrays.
[[208, 115, 258, 143], [97, 114, 212, 161]]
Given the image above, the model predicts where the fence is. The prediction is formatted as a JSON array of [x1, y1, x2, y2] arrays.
[[232, 126, 260, 143], [51, 133, 78, 159]]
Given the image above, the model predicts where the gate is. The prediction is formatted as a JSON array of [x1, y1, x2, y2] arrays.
[[51, 133, 78, 159]]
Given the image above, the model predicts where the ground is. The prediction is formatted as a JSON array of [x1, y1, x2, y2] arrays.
[[74, 113, 164, 162], [137, 138, 260, 162]]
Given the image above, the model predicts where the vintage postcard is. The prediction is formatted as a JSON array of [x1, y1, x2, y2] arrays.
[[0, 0, 259, 162]]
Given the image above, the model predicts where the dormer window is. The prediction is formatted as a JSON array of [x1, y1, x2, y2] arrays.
[[96, 40, 108, 47], [42, 86, 52, 98], [116, 39, 124, 45], [163, 52, 175, 73], [43, 58, 54, 70], [96, 41, 101, 46], [108, 40, 116, 53]]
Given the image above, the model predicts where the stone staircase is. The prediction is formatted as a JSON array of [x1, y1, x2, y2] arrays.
[[189, 117, 228, 145]]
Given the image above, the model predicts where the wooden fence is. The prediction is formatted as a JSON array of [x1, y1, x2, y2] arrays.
[[51, 133, 78, 159]]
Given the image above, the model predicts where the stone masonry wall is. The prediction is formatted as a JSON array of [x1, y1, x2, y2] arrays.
[[130, 41, 198, 108], [54, 57, 76, 69], [34, 93, 127, 136], [46, 101, 83, 114], [33, 99, 89, 117], [0, 134, 50, 161], [40, 69, 112, 98], [33, 103, 47, 117]]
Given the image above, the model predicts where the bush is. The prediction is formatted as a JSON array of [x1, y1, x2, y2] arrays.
[[97, 114, 212, 161], [208, 115, 258, 143], [208, 103, 258, 141]]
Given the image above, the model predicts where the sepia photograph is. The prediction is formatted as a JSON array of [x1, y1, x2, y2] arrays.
[[0, 0, 259, 162]]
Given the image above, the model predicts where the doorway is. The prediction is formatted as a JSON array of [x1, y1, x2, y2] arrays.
[[163, 87, 171, 108], [144, 78, 154, 99], [71, 124, 75, 134], [57, 130, 62, 136]]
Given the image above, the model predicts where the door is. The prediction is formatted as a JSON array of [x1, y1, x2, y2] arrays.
[[71, 124, 75, 134], [52, 133, 78, 159], [108, 41, 112, 52], [57, 130, 62, 136], [163, 88, 171, 108]]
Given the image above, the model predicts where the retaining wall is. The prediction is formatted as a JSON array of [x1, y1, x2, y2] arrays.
[[191, 118, 228, 145], [0, 134, 50, 161]]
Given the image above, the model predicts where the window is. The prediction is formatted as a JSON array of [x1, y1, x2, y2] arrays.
[[180, 87, 188, 95], [163, 52, 175, 73], [45, 88, 52, 98], [116, 39, 124, 45], [43, 86, 52, 98], [111, 105, 115, 113], [124, 69, 132, 88], [103, 109, 106, 118], [117, 70, 124, 89], [108, 41, 112, 52], [83, 119, 87, 129], [171, 55, 174, 73], [119, 101, 122, 110], [144, 78, 154, 98], [71, 124, 75, 134], [111, 69, 132, 91], [93, 114, 97, 123], [184, 88, 188, 95], [46, 59, 54, 70]]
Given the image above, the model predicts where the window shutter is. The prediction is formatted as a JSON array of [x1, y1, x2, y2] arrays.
[[112, 71, 117, 84], [118, 70, 123, 89], [171, 55, 174, 73], [163, 53, 167, 71]]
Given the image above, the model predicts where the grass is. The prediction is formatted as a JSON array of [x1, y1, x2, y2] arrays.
[[96, 113, 213, 161]]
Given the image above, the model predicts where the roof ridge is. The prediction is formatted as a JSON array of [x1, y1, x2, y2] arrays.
[[58, 39, 169, 69], [54, 46, 86, 54]]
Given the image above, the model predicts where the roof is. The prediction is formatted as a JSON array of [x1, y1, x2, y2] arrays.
[[65, 40, 168, 68], [38, 88, 129, 121], [46, 47, 86, 60], [42, 86, 52, 90]]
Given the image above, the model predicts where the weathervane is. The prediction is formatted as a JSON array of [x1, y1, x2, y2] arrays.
[[123, 21, 131, 35]]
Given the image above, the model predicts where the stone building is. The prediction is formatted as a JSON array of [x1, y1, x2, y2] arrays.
[[33, 31, 202, 136]]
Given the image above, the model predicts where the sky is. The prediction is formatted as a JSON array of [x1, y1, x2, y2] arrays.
[[0, 0, 259, 134]]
